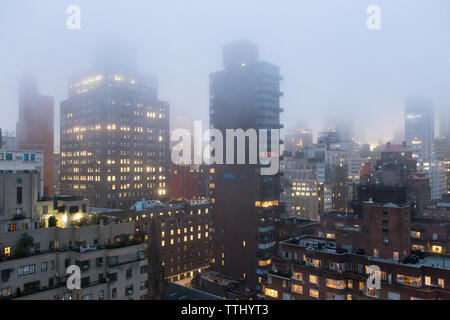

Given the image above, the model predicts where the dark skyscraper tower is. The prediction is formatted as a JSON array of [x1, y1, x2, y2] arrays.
[[17, 73, 54, 197], [60, 62, 170, 209], [209, 41, 283, 291]]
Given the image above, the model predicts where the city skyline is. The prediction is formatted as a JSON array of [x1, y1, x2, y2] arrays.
[[1, 0, 450, 148], [1, 0, 450, 304]]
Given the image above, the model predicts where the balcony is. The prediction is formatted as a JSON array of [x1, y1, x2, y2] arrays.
[[364, 288, 380, 299]]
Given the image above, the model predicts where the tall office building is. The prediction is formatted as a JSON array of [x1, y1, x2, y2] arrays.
[[209, 41, 283, 291], [60, 64, 170, 209], [16, 74, 54, 197], [405, 96, 435, 161]]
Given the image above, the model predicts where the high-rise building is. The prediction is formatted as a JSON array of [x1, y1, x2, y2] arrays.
[[209, 41, 283, 291], [281, 154, 320, 219], [16, 74, 54, 197], [417, 160, 447, 200], [60, 65, 170, 209], [405, 96, 435, 161]]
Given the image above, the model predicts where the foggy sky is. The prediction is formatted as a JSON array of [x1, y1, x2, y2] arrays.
[[1, 0, 449, 150]]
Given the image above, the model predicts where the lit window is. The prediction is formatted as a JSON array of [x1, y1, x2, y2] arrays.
[[292, 284, 303, 294], [264, 288, 278, 298], [438, 279, 444, 288], [425, 276, 431, 286], [309, 288, 319, 298], [393, 251, 399, 261], [432, 246, 442, 253], [292, 272, 303, 281], [309, 275, 318, 285]]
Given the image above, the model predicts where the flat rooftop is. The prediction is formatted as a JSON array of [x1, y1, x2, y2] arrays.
[[370, 255, 450, 270], [285, 237, 340, 254]]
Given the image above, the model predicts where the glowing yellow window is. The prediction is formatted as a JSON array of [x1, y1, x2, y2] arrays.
[[265, 288, 278, 298], [432, 246, 442, 253], [4, 247, 11, 256], [309, 275, 318, 284], [292, 284, 303, 294], [309, 288, 319, 298]]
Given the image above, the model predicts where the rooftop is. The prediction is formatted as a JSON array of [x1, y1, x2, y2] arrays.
[[166, 282, 223, 300]]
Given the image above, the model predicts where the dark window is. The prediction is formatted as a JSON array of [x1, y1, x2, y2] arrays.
[[81, 277, 90, 288], [69, 206, 79, 214], [140, 265, 147, 274], [126, 268, 132, 279], [17, 187, 22, 204]]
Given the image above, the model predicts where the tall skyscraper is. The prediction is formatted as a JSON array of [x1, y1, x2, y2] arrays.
[[16, 74, 54, 197], [209, 41, 283, 291], [405, 96, 435, 161], [60, 64, 170, 209]]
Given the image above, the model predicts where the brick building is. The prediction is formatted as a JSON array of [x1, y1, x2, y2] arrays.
[[113, 199, 213, 284]]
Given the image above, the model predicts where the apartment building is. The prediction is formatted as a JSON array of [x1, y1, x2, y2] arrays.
[[0, 221, 147, 300], [0, 150, 44, 196], [0, 170, 41, 233], [60, 67, 170, 209], [114, 199, 213, 284], [36, 195, 90, 228], [264, 235, 450, 300]]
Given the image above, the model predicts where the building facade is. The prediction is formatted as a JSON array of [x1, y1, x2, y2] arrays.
[[405, 96, 435, 161], [0, 222, 147, 300], [60, 68, 170, 208], [16, 74, 54, 197], [209, 41, 283, 291]]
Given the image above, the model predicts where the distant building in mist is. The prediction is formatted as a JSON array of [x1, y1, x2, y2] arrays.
[[284, 128, 313, 152], [16, 74, 54, 197], [439, 107, 450, 139], [59, 65, 170, 209], [404, 96, 435, 161], [0, 129, 16, 150]]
